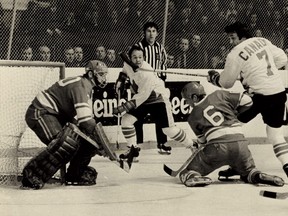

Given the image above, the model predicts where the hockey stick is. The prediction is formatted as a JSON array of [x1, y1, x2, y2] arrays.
[[163, 147, 203, 177], [259, 190, 288, 200], [67, 123, 131, 173], [116, 90, 121, 149], [119, 52, 208, 78]]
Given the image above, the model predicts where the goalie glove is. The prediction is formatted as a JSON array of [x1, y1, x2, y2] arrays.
[[112, 100, 136, 116], [207, 70, 221, 87]]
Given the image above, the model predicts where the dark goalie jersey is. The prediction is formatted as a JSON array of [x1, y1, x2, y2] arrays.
[[188, 90, 246, 144], [32, 76, 95, 127]]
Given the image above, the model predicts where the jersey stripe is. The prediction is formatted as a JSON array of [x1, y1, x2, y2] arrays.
[[36, 91, 59, 112]]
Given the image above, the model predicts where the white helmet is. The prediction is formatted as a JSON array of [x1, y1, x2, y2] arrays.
[[85, 60, 108, 88]]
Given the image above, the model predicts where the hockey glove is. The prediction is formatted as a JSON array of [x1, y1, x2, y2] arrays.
[[114, 72, 128, 98], [207, 70, 221, 87], [113, 100, 136, 116]]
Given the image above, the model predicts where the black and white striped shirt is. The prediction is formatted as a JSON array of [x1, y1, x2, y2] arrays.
[[136, 39, 167, 70]]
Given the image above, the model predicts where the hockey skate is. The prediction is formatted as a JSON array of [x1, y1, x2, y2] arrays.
[[21, 169, 44, 190], [157, 143, 172, 155], [218, 167, 240, 181], [180, 171, 212, 187], [65, 166, 98, 186], [120, 145, 141, 164], [256, 173, 284, 187]]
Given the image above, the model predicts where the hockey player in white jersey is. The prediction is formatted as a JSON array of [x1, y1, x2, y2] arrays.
[[207, 21, 288, 178], [113, 45, 193, 160]]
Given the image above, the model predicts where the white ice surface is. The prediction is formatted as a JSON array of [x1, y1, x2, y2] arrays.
[[0, 144, 287, 216]]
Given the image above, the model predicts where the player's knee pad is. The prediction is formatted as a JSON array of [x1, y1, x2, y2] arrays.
[[266, 125, 285, 145], [121, 114, 137, 126], [23, 124, 81, 184]]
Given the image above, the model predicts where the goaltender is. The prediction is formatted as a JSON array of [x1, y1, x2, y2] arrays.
[[22, 60, 110, 189]]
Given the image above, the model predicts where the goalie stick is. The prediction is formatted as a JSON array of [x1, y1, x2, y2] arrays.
[[163, 147, 203, 177], [119, 52, 208, 78], [259, 190, 288, 200], [67, 123, 131, 173]]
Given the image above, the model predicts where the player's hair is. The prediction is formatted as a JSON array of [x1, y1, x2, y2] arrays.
[[224, 21, 252, 39], [143, 21, 159, 32], [181, 81, 206, 101], [128, 45, 146, 58]]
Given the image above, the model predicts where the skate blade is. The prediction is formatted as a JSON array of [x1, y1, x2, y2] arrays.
[[158, 150, 171, 155]]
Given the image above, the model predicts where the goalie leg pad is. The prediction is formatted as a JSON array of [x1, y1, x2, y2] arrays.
[[22, 124, 81, 188]]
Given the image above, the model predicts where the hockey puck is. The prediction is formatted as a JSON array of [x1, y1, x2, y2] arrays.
[[259, 190, 277, 199]]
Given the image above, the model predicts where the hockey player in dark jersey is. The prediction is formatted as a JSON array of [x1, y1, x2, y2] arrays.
[[178, 81, 284, 187], [22, 60, 110, 189]]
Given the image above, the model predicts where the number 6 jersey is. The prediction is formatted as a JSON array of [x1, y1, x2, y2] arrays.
[[188, 90, 246, 144]]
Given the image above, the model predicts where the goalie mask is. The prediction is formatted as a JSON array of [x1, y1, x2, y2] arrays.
[[85, 60, 108, 88], [181, 82, 206, 105]]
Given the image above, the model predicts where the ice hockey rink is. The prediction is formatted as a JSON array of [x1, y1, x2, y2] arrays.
[[0, 143, 287, 216]]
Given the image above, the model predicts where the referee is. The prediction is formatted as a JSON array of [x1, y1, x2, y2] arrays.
[[134, 21, 171, 154]]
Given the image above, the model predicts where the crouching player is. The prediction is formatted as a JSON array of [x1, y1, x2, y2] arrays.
[[113, 45, 193, 160], [178, 82, 284, 187], [22, 60, 109, 189]]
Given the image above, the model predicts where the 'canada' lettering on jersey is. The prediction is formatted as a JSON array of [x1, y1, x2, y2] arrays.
[[33, 76, 94, 125], [219, 37, 287, 95], [188, 90, 244, 143]]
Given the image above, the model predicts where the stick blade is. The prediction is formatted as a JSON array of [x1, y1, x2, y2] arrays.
[[163, 164, 177, 177]]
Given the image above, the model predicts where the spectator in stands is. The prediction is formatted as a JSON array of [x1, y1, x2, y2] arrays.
[[63, 46, 75, 67], [106, 49, 122, 67], [74, 46, 87, 67], [209, 55, 222, 69], [127, 0, 146, 33], [254, 29, 264, 37], [206, 0, 226, 33], [218, 45, 229, 66], [247, 13, 261, 35], [189, 34, 208, 69], [196, 15, 212, 34], [167, 54, 176, 68], [237, 1, 255, 24], [173, 7, 194, 35], [268, 10, 284, 48], [95, 45, 108, 63], [62, 11, 77, 32], [176, 37, 190, 69], [21, 46, 33, 61], [282, 3, 288, 48], [224, 0, 238, 21], [38, 45, 51, 62]]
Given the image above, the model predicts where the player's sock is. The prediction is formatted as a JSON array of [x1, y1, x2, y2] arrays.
[[273, 142, 288, 167]]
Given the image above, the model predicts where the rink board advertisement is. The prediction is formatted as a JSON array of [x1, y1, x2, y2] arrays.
[[92, 81, 192, 126]]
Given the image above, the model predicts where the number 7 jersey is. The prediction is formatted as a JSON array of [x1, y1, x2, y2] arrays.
[[220, 37, 287, 95], [188, 90, 245, 144]]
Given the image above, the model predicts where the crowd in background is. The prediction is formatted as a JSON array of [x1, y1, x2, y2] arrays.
[[1, 0, 288, 69]]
